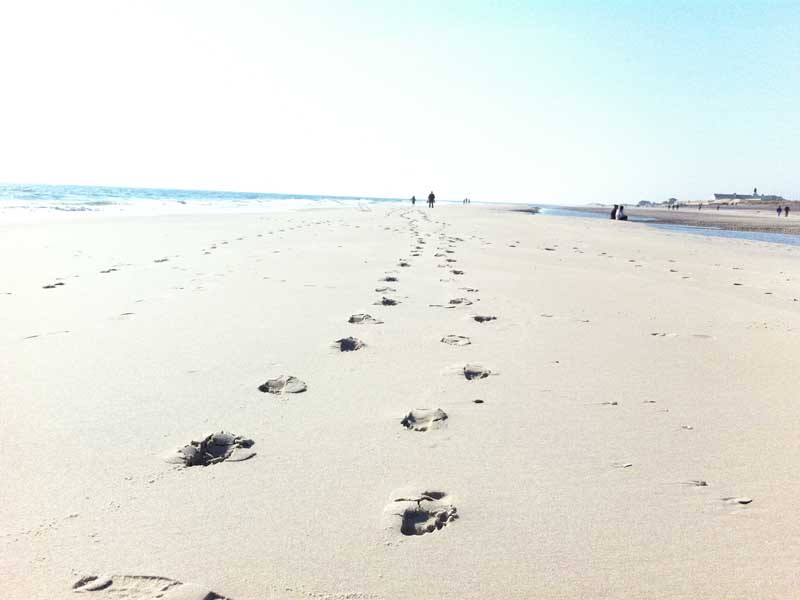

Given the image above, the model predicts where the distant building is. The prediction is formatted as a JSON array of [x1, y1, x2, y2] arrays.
[[714, 192, 785, 201]]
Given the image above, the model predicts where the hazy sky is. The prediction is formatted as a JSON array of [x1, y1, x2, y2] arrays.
[[1, 1, 798, 203]]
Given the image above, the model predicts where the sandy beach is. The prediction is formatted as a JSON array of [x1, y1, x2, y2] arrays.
[[4, 203, 800, 599]]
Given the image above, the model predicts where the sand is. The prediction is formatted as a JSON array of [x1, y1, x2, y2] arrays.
[[3, 204, 800, 599]]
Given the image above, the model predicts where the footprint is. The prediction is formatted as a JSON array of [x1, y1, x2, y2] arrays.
[[165, 431, 255, 467], [43, 282, 66, 289], [384, 489, 458, 536], [472, 399, 485, 404], [722, 496, 752, 505], [449, 298, 473, 306], [451, 270, 464, 275], [398, 260, 411, 267], [335, 337, 364, 352], [349, 313, 383, 324], [460, 287, 479, 293], [441, 335, 471, 346], [375, 296, 400, 306], [72, 574, 233, 598], [375, 286, 396, 293], [472, 315, 496, 323], [99, 268, 119, 274], [381, 276, 398, 282], [401, 408, 448, 432], [153, 258, 169, 263], [463, 363, 491, 380], [258, 375, 307, 394], [685, 479, 708, 487]]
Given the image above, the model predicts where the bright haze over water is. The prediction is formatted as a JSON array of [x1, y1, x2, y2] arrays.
[[0, 1, 798, 204]]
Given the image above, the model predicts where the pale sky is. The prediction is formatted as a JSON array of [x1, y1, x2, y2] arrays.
[[0, 1, 798, 204]]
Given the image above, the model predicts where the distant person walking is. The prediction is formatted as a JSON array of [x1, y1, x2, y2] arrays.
[[777, 206, 783, 217], [411, 195, 416, 205], [428, 191, 435, 208], [610, 204, 619, 219], [785, 206, 790, 217]]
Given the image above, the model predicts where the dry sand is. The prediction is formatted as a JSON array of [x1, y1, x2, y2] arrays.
[[3, 204, 800, 599]]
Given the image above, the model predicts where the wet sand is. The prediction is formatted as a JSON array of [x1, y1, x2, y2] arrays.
[[567, 204, 800, 234]]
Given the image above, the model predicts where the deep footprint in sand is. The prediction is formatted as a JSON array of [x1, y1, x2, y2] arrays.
[[381, 276, 399, 282], [335, 337, 364, 352], [165, 431, 255, 467], [72, 574, 233, 598], [449, 297, 473, 306], [384, 489, 458, 536], [258, 375, 307, 394], [349, 313, 383, 324], [473, 315, 496, 323], [43, 282, 66, 289], [375, 296, 400, 306], [401, 408, 448, 432], [451, 269, 464, 275], [441, 335, 471, 346], [464, 363, 491, 380]]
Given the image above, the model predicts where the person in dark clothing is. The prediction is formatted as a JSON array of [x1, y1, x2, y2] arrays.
[[617, 205, 628, 221], [411, 195, 416, 205], [428, 191, 435, 208], [610, 204, 619, 219], [785, 206, 790, 217], [777, 206, 782, 217]]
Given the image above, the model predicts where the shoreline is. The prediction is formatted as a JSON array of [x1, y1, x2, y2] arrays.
[[558, 204, 800, 235]]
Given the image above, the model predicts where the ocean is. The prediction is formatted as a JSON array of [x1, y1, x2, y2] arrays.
[[0, 183, 407, 215]]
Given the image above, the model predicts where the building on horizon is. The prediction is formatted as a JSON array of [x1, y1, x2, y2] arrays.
[[713, 192, 785, 202]]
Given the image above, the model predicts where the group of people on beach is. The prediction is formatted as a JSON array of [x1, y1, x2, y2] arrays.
[[410, 193, 474, 207], [411, 192, 437, 208], [776, 206, 791, 217], [609, 205, 628, 221]]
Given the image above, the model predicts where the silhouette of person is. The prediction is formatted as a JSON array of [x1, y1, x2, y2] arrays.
[[610, 204, 619, 219], [411, 195, 416, 205], [428, 191, 435, 208], [777, 206, 782, 217], [617, 205, 627, 221], [785, 206, 790, 217]]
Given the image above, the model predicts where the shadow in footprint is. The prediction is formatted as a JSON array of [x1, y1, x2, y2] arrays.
[[258, 375, 307, 393], [349, 313, 383, 324], [166, 431, 255, 467], [385, 489, 458, 536], [441, 335, 471, 346], [464, 363, 491, 380], [473, 315, 496, 323], [73, 574, 233, 598], [336, 337, 364, 352], [401, 408, 448, 432]]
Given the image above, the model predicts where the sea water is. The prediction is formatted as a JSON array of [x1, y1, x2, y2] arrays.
[[0, 183, 406, 215], [536, 206, 800, 247]]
